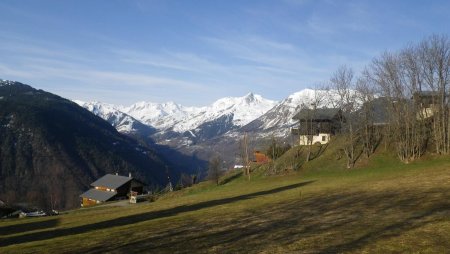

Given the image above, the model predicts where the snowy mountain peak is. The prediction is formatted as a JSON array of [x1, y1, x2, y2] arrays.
[[284, 89, 336, 109], [72, 99, 85, 105], [123, 101, 198, 130], [244, 92, 255, 102], [197, 93, 277, 130], [232, 88, 345, 139], [0, 79, 16, 86], [83, 93, 278, 134], [287, 88, 315, 99], [74, 100, 149, 133], [244, 92, 268, 104], [75, 101, 120, 117], [211, 93, 270, 109], [127, 101, 182, 113]]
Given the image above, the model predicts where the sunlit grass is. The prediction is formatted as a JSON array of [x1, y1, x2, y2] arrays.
[[1, 152, 449, 253]]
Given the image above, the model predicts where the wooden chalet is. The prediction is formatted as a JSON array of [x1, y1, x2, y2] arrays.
[[291, 108, 343, 145], [412, 91, 444, 119], [80, 173, 144, 207], [355, 97, 390, 127], [253, 150, 270, 164]]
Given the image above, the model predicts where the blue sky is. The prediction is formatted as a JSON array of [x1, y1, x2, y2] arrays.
[[1, 0, 449, 106]]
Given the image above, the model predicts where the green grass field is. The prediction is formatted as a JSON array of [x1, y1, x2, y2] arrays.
[[1, 150, 449, 253]]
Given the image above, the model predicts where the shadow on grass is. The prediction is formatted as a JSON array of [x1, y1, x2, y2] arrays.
[[0, 218, 60, 236], [0, 181, 314, 247], [97, 188, 450, 254], [320, 203, 450, 253], [311, 143, 328, 160], [220, 171, 243, 185]]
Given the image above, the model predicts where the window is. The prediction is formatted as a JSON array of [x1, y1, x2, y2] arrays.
[[322, 135, 326, 141]]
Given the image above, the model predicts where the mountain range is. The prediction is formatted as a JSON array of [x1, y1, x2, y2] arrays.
[[0, 80, 200, 210], [77, 89, 334, 164], [76, 93, 277, 135], [0, 78, 337, 210]]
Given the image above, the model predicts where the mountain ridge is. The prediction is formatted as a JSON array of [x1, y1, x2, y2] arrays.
[[0, 80, 174, 210], [122, 92, 278, 132], [77, 88, 340, 165], [78, 88, 337, 140]]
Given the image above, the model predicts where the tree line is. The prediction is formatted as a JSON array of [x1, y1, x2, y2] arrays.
[[206, 34, 450, 183], [305, 34, 450, 166]]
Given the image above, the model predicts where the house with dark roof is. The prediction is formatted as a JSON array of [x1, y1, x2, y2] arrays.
[[412, 91, 447, 119], [369, 97, 390, 126], [291, 108, 344, 145], [355, 97, 390, 126], [80, 173, 144, 207]]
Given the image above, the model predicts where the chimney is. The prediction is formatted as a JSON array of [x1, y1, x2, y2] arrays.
[[129, 172, 132, 178]]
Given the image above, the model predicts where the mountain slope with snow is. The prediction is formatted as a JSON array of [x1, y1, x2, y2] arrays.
[[236, 89, 338, 137], [123, 101, 201, 131], [76, 89, 341, 141], [75, 89, 343, 164], [74, 100, 156, 135], [177, 93, 277, 132], [123, 93, 277, 133]]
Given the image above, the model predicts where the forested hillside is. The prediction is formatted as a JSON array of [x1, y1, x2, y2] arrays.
[[0, 81, 170, 209]]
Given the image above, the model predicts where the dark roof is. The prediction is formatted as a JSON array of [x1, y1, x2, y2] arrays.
[[293, 108, 341, 121], [91, 174, 133, 189], [348, 97, 390, 125], [413, 91, 439, 97], [370, 97, 390, 124], [79, 189, 117, 202]]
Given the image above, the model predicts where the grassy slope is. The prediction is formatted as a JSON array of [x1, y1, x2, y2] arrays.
[[1, 147, 449, 253]]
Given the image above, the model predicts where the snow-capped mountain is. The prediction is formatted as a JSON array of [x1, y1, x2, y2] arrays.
[[74, 100, 156, 135], [123, 101, 204, 131], [76, 89, 340, 141], [75, 89, 341, 165], [123, 93, 277, 133], [76, 92, 277, 145], [176, 92, 277, 133], [0, 79, 16, 86], [233, 89, 339, 137]]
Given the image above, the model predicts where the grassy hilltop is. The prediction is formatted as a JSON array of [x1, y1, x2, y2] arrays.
[[1, 143, 450, 253]]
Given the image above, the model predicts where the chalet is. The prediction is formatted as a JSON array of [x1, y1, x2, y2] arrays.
[[356, 97, 390, 127], [369, 97, 390, 126], [253, 150, 270, 164], [80, 173, 144, 207], [291, 108, 344, 145], [413, 91, 444, 119]]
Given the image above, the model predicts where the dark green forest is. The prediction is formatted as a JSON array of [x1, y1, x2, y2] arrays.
[[0, 81, 172, 209]]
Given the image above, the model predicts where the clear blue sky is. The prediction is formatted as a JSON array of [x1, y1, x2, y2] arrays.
[[1, 0, 449, 106]]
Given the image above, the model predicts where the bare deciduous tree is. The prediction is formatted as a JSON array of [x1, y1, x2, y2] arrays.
[[369, 50, 426, 162], [320, 34, 449, 165], [208, 155, 222, 185], [300, 86, 327, 162], [356, 70, 381, 158], [239, 133, 251, 180], [418, 35, 450, 154], [330, 65, 359, 168]]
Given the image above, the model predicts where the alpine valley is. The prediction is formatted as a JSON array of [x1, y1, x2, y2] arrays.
[[0, 78, 332, 210], [0, 80, 204, 210], [76, 89, 333, 165]]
